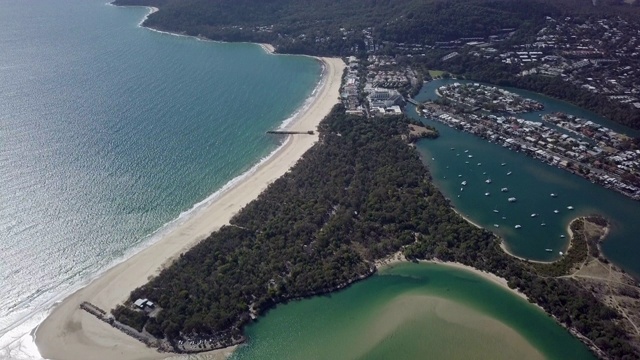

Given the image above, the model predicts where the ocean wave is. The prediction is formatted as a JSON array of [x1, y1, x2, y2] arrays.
[[278, 61, 326, 130]]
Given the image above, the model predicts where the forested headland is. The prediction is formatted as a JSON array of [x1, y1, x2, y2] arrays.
[[113, 107, 638, 358]]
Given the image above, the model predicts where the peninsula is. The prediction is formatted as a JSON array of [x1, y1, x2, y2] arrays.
[[40, 100, 637, 359]]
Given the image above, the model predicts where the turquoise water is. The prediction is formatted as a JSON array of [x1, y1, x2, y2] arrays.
[[410, 80, 640, 274], [0, 0, 320, 355], [233, 263, 594, 360]]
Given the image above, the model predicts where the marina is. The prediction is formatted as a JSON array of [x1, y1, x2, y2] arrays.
[[410, 79, 640, 269]]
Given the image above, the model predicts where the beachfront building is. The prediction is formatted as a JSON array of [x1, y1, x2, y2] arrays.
[[367, 88, 405, 115], [134, 298, 155, 310]]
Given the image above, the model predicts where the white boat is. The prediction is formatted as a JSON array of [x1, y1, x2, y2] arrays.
[[493, 209, 499, 213], [508, 197, 516, 202], [458, 174, 462, 177], [502, 216, 507, 219], [560, 235, 565, 238], [545, 248, 553, 252], [559, 251, 564, 255], [450, 147, 455, 150], [465, 161, 469, 164], [461, 181, 467, 186], [477, 162, 482, 166], [494, 224, 500, 228], [485, 192, 490, 196], [515, 225, 522, 229], [501, 187, 508, 192], [483, 172, 486, 175], [550, 193, 557, 198], [531, 213, 537, 217], [567, 206, 574, 210], [553, 210, 559, 213], [506, 171, 512, 176], [541, 223, 546, 226], [501, 163, 506, 166], [465, 150, 469, 153], [485, 179, 492, 184], [468, 155, 473, 158]]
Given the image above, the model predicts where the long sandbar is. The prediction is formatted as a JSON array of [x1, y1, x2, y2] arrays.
[[35, 56, 345, 360]]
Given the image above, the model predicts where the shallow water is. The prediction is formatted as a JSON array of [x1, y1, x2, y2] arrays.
[[232, 263, 594, 360]]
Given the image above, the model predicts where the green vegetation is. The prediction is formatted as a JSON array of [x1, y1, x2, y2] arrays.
[[113, 0, 555, 55], [114, 107, 637, 358], [112, 306, 149, 332], [532, 219, 588, 277], [428, 70, 447, 79]]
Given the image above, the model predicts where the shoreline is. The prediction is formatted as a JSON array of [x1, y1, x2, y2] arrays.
[[499, 222, 574, 264], [259, 43, 275, 54], [34, 53, 345, 360], [375, 253, 530, 303]]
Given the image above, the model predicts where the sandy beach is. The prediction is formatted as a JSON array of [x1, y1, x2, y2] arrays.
[[375, 253, 530, 302], [35, 56, 345, 360], [499, 221, 576, 264]]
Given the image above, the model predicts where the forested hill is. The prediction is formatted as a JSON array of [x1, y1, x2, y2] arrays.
[[113, 0, 556, 55], [113, 0, 640, 56], [113, 107, 637, 358]]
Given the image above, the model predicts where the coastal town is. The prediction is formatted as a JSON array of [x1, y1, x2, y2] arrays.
[[336, 49, 640, 202], [419, 83, 640, 200], [373, 15, 640, 112]]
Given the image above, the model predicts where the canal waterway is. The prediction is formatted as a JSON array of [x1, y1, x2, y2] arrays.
[[410, 79, 640, 275], [232, 262, 594, 360]]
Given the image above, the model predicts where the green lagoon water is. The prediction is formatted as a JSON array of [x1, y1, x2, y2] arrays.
[[233, 263, 594, 360], [0, 1, 623, 358]]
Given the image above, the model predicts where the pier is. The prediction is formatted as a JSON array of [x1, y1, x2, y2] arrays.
[[267, 130, 315, 135]]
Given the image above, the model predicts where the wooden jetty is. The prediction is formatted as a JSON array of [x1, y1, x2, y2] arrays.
[[266, 130, 314, 135]]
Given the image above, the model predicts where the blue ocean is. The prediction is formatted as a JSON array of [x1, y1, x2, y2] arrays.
[[0, 0, 320, 357]]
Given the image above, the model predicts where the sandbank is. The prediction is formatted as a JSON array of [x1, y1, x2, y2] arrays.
[[35, 56, 345, 360], [357, 294, 544, 360]]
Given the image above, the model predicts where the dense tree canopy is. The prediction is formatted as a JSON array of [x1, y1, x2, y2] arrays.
[[114, 107, 636, 358]]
